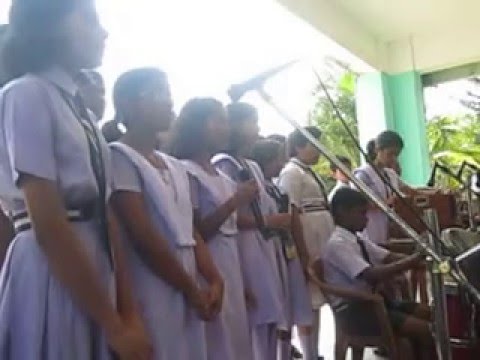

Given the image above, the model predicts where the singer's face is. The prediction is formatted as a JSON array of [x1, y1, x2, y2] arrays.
[[299, 143, 321, 166], [61, 3, 108, 71], [350, 204, 369, 232], [139, 81, 174, 133], [377, 146, 400, 168], [241, 119, 260, 148]]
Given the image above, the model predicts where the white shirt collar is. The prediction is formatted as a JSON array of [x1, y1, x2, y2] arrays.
[[334, 226, 358, 242]]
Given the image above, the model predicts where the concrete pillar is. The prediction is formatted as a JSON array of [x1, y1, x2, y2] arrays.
[[355, 71, 430, 185]]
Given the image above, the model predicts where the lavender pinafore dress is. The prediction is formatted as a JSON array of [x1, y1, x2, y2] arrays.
[[263, 181, 313, 329], [110, 144, 206, 360], [212, 155, 283, 329], [183, 160, 253, 360], [353, 164, 400, 246], [0, 69, 115, 359]]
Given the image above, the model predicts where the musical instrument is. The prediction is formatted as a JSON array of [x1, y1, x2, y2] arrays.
[[445, 281, 480, 358], [390, 192, 459, 238]]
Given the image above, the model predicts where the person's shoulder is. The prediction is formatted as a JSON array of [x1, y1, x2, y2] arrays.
[[158, 152, 188, 172], [158, 151, 177, 164], [353, 163, 370, 175], [279, 161, 303, 177], [246, 159, 260, 170], [0, 74, 50, 100], [211, 152, 234, 164]]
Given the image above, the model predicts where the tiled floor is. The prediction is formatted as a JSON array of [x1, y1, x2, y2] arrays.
[[293, 306, 382, 360]]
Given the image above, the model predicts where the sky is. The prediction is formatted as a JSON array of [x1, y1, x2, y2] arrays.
[[0, 0, 473, 132], [424, 79, 475, 119]]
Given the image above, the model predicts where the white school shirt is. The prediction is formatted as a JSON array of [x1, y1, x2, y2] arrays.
[[328, 180, 349, 203], [322, 226, 390, 307]]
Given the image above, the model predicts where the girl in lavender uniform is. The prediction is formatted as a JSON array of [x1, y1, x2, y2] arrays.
[[354, 132, 429, 303], [278, 126, 334, 360], [170, 98, 255, 360], [105, 69, 223, 360], [212, 102, 283, 360], [0, 1, 151, 359], [252, 139, 313, 360], [353, 131, 406, 246]]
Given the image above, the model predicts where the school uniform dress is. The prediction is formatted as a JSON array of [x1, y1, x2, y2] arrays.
[[353, 164, 400, 245], [110, 144, 206, 360], [182, 160, 252, 360], [0, 69, 115, 359], [263, 180, 313, 329], [328, 180, 349, 203], [322, 226, 416, 336], [278, 158, 334, 309], [212, 154, 283, 360]]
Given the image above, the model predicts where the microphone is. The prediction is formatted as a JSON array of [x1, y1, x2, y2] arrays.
[[238, 169, 268, 236], [228, 60, 298, 102]]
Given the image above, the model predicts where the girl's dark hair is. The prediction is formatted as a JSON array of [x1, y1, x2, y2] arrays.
[[3, 0, 81, 80], [101, 67, 167, 143], [330, 187, 368, 221], [169, 97, 223, 159], [287, 126, 322, 158], [251, 139, 282, 173], [376, 130, 404, 151], [225, 102, 258, 155], [366, 139, 377, 162], [367, 130, 404, 162], [330, 155, 352, 172]]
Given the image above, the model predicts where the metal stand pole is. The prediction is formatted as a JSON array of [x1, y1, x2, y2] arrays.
[[424, 208, 452, 360], [466, 176, 476, 230]]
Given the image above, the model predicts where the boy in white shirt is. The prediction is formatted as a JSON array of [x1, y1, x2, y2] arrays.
[[322, 187, 434, 360]]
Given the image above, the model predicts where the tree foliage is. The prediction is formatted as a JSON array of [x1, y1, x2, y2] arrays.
[[427, 77, 480, 186], [308, 58, 361, 183]]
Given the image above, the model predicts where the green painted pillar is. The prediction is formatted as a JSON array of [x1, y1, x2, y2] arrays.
[[355, 71, 430, 186]]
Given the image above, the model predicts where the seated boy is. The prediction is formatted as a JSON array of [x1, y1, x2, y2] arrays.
[[328, 155, 352, 202], [322, 187, 434, 360]]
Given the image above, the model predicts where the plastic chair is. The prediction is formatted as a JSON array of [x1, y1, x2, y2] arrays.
[[309, 259, 399, 360]]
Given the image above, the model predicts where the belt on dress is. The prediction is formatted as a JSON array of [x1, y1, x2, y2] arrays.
[[12, 205, 96, 234], [302, 204, 329, 213]]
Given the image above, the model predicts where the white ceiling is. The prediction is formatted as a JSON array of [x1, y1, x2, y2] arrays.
[[333, 0, 480, 42]]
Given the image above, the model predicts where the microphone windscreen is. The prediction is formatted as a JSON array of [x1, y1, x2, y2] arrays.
[[228, 85, 244, 102]]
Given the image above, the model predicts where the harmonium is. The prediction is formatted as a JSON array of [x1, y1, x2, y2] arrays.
[[389, 191, 459, 239]]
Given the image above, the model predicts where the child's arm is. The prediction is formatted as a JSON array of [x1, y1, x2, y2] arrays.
[[359, 252, 423, 283]]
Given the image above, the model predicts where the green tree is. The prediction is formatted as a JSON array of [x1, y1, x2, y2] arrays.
[[308, 58, 361, 186], [426, 114, 480, 186]]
